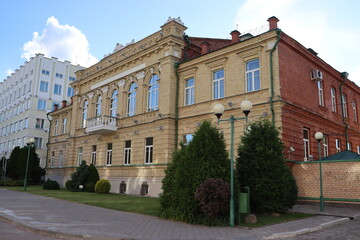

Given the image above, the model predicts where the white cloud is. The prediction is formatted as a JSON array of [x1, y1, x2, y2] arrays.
[[22, 16, 98, 67], [235, 0, 360, 85]]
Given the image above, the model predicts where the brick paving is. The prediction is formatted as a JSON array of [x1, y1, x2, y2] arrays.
[[1, 189, 359, 240]]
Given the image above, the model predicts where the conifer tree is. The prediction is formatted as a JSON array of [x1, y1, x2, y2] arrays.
[[236, 119, 297, 213]]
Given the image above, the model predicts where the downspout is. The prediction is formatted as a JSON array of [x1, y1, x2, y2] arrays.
[[45, 112, 52, 169], [174, 62, 180, 149], [269, 29, 282, 126], [340, 72, 349, 149]]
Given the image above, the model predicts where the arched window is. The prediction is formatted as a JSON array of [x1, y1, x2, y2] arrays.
[[95, 95, 102, 116], [110, 90, 118, 117], [128, 82, 137, 116], [147, 74, 159, 112], [82, 100, 88, 128]]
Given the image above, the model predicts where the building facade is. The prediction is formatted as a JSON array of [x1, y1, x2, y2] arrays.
[[0, 54, 83, 167], [46, 17, 360, 197]]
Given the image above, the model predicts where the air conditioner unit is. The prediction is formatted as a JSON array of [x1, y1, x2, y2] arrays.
[[311, 70, 323, 81]]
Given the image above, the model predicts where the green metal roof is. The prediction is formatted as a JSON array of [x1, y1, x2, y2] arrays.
[[322, 150, 360, 160]]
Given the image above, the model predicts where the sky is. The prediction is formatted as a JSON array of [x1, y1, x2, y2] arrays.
[[1, 0, 359, 85]]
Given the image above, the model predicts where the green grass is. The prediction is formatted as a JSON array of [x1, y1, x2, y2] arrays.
[[3, 186, 312, 227], [3, 186, 161, 217]]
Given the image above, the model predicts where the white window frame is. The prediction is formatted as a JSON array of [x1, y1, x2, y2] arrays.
[[185, 77, 195, 105], [37, 99, 46, 110], [34, 137, 42, 149], [62, 117, 66, 134], [96, 95, 102, 116], [145, 137, 153, 164], [128, 82, 137, 117], [78, 147, 83, 165], [303, 128, 310, 160], [352, 100, 358, 122], [51, 151, 55, 168], [54, 120, 58, 136], [213, 69, 224, 100], [67, 87, 74, 97], [110, 90, 118, 117], [357, 146, 360, 154], [91, 145, 97, 165], [342, 94, 348, 118], [82, 100, 88, 128], [323, 135, 328, 157], [40, 81, 49, 92], [124, 140, 131, 165], [147, 75, 159, 112], [54, 84, 62, 95], [336, 139, 341, 153], [35, 118, 44, 129], [331, 88, 337, 112], [318, 81, 324, 107], [347, 142, 352, 151], [246, 59, 260, 92], [106, 143, 113, 166]]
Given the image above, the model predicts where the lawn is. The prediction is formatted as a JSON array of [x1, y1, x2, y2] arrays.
[[3, 186, 312, 227]]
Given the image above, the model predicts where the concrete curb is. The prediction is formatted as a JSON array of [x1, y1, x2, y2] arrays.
[[263, 218, 350, 239], [0, 215, 135, 240]]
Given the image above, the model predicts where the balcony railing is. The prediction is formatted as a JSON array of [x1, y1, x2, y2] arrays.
[[86, 115, 117, 134]]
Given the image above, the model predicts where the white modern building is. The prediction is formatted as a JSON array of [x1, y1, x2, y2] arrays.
[[0, 53, 84, 167]]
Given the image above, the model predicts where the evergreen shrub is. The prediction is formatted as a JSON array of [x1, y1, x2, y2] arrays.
[[95, 179, 111, 194], [43, 178, 60, 190]]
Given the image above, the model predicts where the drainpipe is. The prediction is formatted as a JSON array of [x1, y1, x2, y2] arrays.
[[174, 62, 180, 150], [340, 72, 349, 149], [269, 29, 282, 126], [45, 112, 52, 169]]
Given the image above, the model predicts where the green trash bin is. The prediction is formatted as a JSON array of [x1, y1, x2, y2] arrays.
[[239, 187, 250, 214]]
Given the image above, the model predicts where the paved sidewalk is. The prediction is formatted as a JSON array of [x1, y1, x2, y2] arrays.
[[0, 189, 359, 240]]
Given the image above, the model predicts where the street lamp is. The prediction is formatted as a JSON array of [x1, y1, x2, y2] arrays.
[[315, 131, 324, 211], [213, 100, 253, 227], [24, 138, 35, 191]]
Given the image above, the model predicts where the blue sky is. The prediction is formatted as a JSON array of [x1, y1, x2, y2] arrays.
[[1, 0, 360, 85]]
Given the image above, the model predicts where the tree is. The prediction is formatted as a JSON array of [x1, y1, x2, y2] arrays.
[[66, 161, 89, 192], [160, 120, 230, 224], [86, 164, 100, 192], [236, 119, 298, 213]]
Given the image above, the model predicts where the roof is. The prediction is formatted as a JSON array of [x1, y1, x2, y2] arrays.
[[321, 150, 360, 160]]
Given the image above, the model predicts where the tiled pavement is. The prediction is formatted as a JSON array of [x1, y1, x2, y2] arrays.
[[0, 189, 359, 240]]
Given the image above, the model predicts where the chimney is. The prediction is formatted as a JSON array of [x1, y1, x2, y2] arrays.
[[201, 41, 210, 55], [54, 104, 59, 111], [230, 30, 240, 44], [267, 16, 279, 30], [61, 100, 67, 108]]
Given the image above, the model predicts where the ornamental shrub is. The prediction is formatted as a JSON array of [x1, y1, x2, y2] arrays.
[[160, 120, 230, 224], [195, 178, 230, 221], [67, 161, 89, 192], [43, 178, 60, 190], [65, 180, 73, 190], [86, 164, 100, 192], [95, 179, 111, 194], [236, 119, 298, 213]]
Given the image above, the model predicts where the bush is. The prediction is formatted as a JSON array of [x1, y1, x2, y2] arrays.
[[236, 119, 298, 213], [160, 120, 230, 224], [195, 178, 230, 220], [67, 161, 89, 192], [95, 179, 111, 194], [0, 179, 23, 186], [65, 180, 73, 190], [86, 164, 99, 192], [43, 178, 60, 190], [85, 182, 96, 192]]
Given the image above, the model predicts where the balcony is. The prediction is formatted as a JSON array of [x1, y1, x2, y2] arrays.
[[86, 115, 117, 134]]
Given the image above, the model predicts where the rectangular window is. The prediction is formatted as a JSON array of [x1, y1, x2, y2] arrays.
[[352, 100, 358, 122], [55, 73, 63, 78], [24, 118, 29, 128], [52, 102, 59, 111], [246, 59, 260, 92], [323, 135, 328, 157], [78, 147, 83, 165], [347, 142, 352, 151], [106, 143, 113, 166], [342, 94, 348, 118], [145, 137, 153, 164], [62, 118, 66, 134], [54, 120, 58, 136], [357, 146, 360, 154], [42, 69, 50, 75], [51, 151, 55, 168], [185, 78, 195, 105], [28, 81, 32, 92], [303, 128, 310, 160], [336, 139, 341, 153], [35, 118, 44, 129], [54, 84, 62, 95], [40, 81, 49, 92], [318, 81, 324, 107], [91, 145, 97, 165], [34, 137, 42, 148], [69, 76, 76, 81], [37, 99, 46, 111], [124, 140, 131, 165], [67, 87, 74, 97], [59, 150, 63, 168], [213, 69, 224, 100]]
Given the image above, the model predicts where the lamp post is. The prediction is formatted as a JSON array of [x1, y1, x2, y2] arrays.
[[213, 100, 252, 227], [315, 131, 324, 211], [24, 138, 35, 191]]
